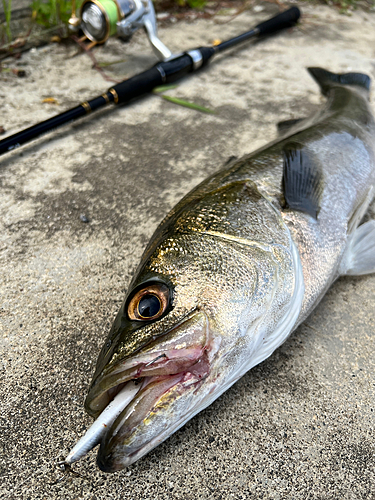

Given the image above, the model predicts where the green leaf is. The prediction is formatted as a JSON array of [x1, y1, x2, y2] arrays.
[[32, 0, 84, 28], [153, 84, 179, 93], [186, 0, 206, 9], [160, 94, 215, 114]]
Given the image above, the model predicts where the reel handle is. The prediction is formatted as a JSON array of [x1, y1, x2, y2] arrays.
[[255, 7, 301, 36]]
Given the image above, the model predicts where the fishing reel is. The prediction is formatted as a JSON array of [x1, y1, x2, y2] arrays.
[[69, 0, 172, 60]]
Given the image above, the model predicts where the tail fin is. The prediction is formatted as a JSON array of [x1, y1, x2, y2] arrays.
[[307, 67, 371, 97]]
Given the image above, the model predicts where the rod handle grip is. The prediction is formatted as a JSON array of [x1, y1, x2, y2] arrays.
[[255, 7, 301, 36], [110, 54, 196, 105], [110, 67, 163, 104], [109, 50, 215, 105]]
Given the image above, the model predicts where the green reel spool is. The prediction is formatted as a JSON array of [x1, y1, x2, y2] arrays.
[[69, 0, 172, 60], [80, 0, 120, 43]]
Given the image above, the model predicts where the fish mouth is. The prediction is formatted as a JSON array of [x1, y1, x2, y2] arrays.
[[85, 311, 216, 472]]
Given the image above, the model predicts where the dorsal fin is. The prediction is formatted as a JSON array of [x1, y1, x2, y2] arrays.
[[277, 118, 306, 136], [224, 155, 238, 166], [308, 67, 371, 97], [282, 143, 323, 219]]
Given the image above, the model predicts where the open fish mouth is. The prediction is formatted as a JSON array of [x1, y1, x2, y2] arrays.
[[86, 311, 210, 414], [96, 357, 211, 471], [66, 311, 216, 472]]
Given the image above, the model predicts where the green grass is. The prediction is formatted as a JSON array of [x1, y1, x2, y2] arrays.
[[176, 0, 207, 9], [31, 0, 83, 28], [29, 0, 206, 29], [153, 84, 215, 114], [1, 0, 12, 43]]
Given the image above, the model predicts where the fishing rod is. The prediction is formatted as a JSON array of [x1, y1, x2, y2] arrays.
[[0, 7, 300, 157]]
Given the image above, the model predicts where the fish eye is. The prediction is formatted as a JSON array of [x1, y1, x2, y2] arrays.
[[127, 283, 169, 321]]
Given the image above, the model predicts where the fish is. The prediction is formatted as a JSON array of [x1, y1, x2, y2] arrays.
[[64, 67, 375, 472]]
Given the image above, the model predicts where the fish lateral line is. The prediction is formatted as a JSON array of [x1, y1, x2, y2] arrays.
[[201, 230, 275, 253]]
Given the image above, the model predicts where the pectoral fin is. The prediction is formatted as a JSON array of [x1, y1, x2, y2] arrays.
[[282, 143, 323, 219], [339, 220, 375, 276]]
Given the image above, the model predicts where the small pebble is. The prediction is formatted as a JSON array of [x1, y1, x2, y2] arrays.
[[80, 214, 89, 223]]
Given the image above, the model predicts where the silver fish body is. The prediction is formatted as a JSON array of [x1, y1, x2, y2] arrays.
[[74, 68, 375, 472]]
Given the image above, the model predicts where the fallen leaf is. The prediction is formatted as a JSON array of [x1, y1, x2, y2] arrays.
[[212, 39, 222, 46], [0, 126, 5, 135], [42, 97, 60, 105], [51, 36, 61, 43]]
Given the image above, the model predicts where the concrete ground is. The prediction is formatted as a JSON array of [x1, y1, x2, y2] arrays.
[[1, 3, 375, 499]]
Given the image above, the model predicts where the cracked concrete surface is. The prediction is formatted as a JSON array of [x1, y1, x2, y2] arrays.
[[1, 3, 375, 499]]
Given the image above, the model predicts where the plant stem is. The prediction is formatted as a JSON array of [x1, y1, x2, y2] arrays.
[[2, 0, 12, 43]]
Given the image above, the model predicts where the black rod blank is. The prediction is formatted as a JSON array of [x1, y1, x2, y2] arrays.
[[0, 7, 300, 156], [0, 94, 115, 155]]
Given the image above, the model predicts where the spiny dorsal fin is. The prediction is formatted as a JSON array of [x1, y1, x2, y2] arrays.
[[282, 143, 323, 220], [277, 118, 306, 136], [224, 155, 238, 166], [308, 67, 371, 97]]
